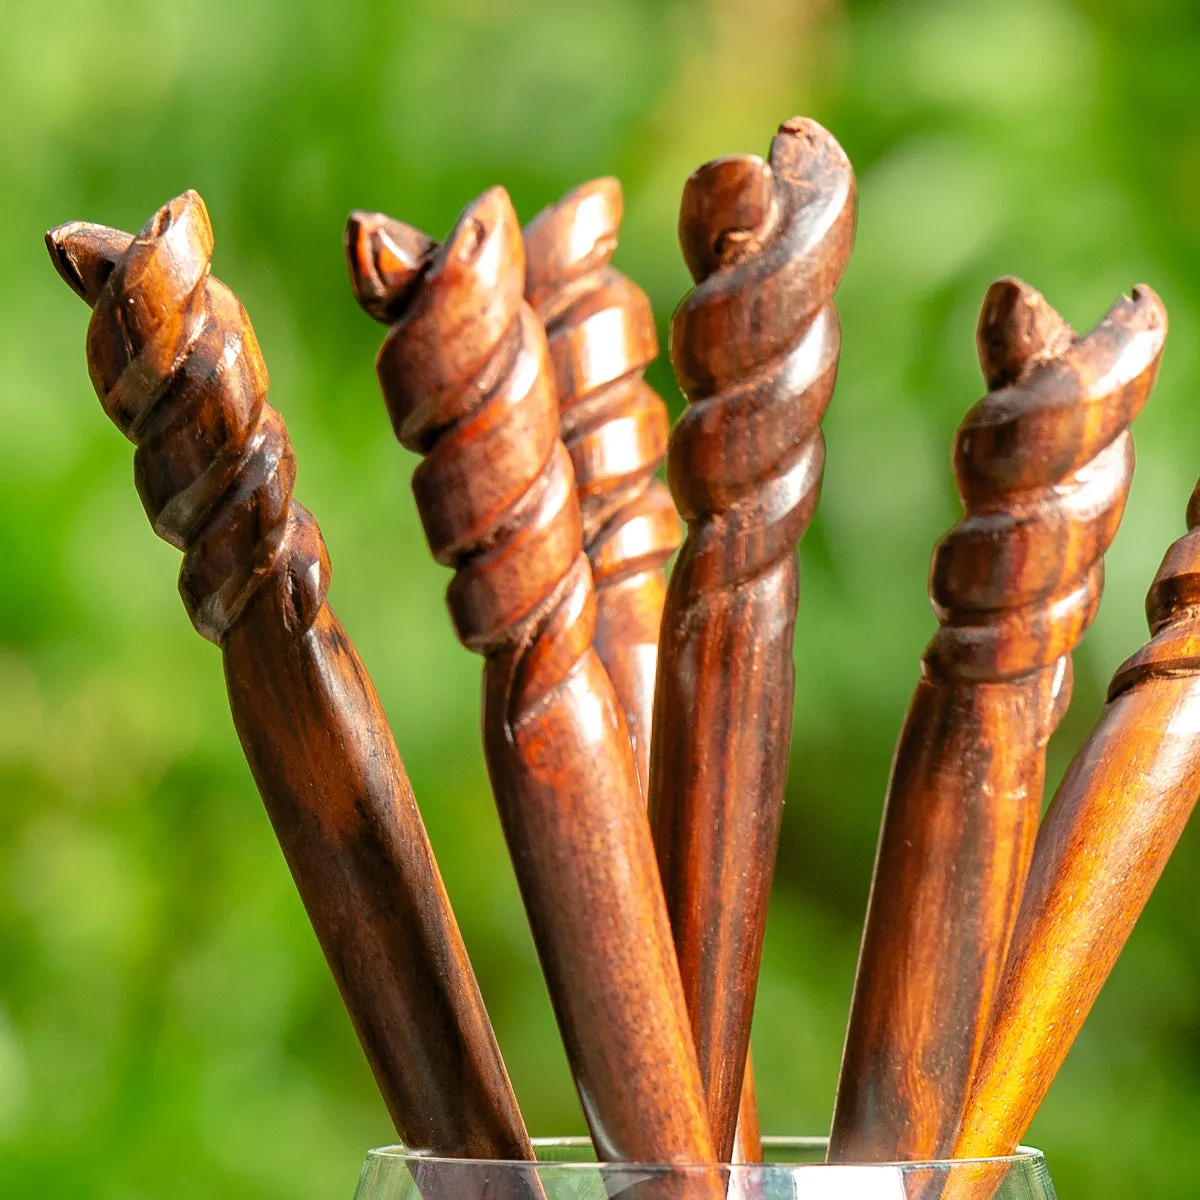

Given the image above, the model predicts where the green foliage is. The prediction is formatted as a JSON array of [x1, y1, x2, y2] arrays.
[[4, 0, 1200, 1194]]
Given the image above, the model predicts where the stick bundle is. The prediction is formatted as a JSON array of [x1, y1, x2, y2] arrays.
[[46, 109, 1193, 1187]]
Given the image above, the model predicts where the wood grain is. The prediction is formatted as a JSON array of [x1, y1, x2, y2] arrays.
[[955, 451, 1200, 1166], [46, 193, 537, 1168], [828, 279, 1167, 1163], [650, 117, 856, 1161], [523, 177, 681, 797], [523, 176, 767, 1162], [345, 190, 718, 1174]]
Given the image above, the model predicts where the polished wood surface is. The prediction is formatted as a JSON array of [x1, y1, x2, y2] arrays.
[[523, 178, 681, 796], [345, 190, 718, 1171], [46, 193, 536, 1166], [730, 1054, 763, 1165], [650, 117, 856, 1161], [524, 178, 766, 1163], [828, 279, 1167, 1163], [955, 462, 1200, 1165]]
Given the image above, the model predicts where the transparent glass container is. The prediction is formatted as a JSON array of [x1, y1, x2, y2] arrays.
[[353, 1137, 1056, 1200]]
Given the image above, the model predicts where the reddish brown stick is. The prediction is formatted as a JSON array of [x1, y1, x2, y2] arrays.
[[650, 118, 856, 1161], [345, 189, 718, 1171], [954, 464, 1200, 1166], [522, 178, 764, 1162], [46, 193, 535, 1167], [828, 280, 1167, 1163], [523, 178, 681, 797]]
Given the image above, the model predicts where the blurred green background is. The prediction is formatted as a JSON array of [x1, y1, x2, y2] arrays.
[[3, 0, 1200, 1194]]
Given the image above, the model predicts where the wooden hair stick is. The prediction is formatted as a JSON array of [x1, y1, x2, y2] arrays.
[[955, 431, 1200, 1167], [46, 192, 536, 1168], [651, 118, 856, 1161], [522, 177, 766, 1163], [522, 177, 680, 797], [345, 188, 718, 1173], [828, 280, 1166, 1163]]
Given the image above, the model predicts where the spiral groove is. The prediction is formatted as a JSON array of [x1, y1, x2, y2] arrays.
[[49, 190, 329, 645], [355, 188, 594, 718], [668, 118, 855, 595], [524, 178, 680, 590], [649, 117, 855, 1159], [926, 279, 1167, 686]]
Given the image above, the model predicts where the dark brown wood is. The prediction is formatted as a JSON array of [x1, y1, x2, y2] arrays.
[[650, 117, 856, 1161], [828, 279, 1167, 1163], [46, 193, 536, 1166], [525, 182, 771, 1161], [523, 177, 681, 797], [345, 189, 719, 1172], [954, 436, 1200, 1167]]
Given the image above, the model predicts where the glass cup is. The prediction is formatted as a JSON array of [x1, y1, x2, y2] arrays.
[[352, 1137, 1056, 1200]]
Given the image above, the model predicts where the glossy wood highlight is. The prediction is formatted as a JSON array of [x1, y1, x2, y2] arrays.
[[345, 190, 718, 1174], [650, 117, 856, 1161], [955, 454, 1200, 1166], [46, 193, 536, 1168], [828, 279, 1167, 1163], [523, 177, 681, 797]]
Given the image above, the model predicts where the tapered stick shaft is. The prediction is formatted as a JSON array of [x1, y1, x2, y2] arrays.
[[523, 178, 681, 797], [829, 280, 1166, 1162], [650, 118, 856, 1161], [346, 190, 718, 1174], [525, 179, 774, 1161], [955, 461, 1200, 1165], [47, 194, 535, 1166]]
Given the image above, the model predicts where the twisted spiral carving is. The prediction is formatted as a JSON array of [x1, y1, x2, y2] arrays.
[[668, 117, 855, 594], [1111, 476, 1200, 696], [951, 476, 1199, 1175], [348, 188, 591, 715], [927, 277, 1167, 689], [523, 178, 680, 788], [524, 178, 680, 593], [829, 276, 1167, 1166], [649, 117, 856, 1161], [348, 188, 719, 1171], [47, 190, 329, 645]]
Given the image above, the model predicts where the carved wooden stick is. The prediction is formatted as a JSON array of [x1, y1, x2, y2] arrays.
[[46, 192, 536, 1167], [954, 445, 1200, 1166], [525, 178, 774, 1163], [828, 280, 1167, 1163], [345, 189, 718, 1171], [522, 177, 681, 797], [651, 118, 856, 1161]]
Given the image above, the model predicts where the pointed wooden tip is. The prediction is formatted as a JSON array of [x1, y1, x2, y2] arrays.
[[526, 176, 622, 258], [47, 190, 211, 307], [144, 189, 212, 246], [345, 209, 438, 322], [447, 186, 519, 263], [45, 222, 134, 306], [524, 177, 623, 312], [977, 276, 1074, 390], [1127, 283, 1169, 333], [679, 155, 773, 281]]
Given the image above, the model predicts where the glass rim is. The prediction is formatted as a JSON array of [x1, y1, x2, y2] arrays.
[[363, 1135, 1046, 1172]]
